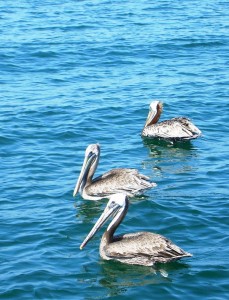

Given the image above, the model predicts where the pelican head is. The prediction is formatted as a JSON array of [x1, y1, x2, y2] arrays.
[[73, 144, 100, 197], [80, 193, 128, 249], [144, 100, 163, 127]]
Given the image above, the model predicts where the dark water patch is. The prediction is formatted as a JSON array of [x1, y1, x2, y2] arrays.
[[30, 50, 60, 58]]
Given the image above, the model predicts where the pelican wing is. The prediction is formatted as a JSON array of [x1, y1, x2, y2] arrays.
[[144, 117, 201, 140], [85, 168, 156, 198], [104, 232, 191, 265]]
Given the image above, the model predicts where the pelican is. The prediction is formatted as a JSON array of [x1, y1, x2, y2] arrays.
[[73, 144, 156, 200], [80, 193, 192, 266], [142, 101, 202, 140]]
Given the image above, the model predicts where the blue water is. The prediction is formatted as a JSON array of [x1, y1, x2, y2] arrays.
[[1, 0, 229, 299]]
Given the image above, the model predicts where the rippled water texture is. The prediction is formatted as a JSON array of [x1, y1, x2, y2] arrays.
[[1, 0, 229, 299]]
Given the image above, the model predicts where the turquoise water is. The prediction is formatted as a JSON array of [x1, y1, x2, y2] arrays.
[[1, 0, 229, 299]]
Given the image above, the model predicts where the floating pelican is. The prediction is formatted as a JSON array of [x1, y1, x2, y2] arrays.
[[73, 144, 156, 200], [142, 101, 202, 140], [80, 193, 192, 266]]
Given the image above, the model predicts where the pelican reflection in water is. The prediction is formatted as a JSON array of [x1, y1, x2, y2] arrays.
[[73, 144, 156, 200], [80, 193, 192, 266], [142, 101, 202, 141]]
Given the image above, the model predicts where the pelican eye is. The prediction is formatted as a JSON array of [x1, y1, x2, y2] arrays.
[[88, 151, 94, 158], [108, 201, 116, 209], [87, 152, 97, 164]]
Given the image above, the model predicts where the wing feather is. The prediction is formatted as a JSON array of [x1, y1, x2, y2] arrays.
[[104, 232, 191, 265], [86, 169, 155, 197], [143, 117, 201, 140]]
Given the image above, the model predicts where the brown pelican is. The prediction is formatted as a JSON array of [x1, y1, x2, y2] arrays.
[[142, 101, 202, 140], [80, 193, 192, 266], [73, 144, 156, 200]]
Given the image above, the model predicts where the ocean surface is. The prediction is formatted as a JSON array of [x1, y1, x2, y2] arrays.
[[1, 0, 229, 299]]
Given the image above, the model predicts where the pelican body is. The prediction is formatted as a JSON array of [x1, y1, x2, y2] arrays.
[[142, 101, 202, 141], [73, 144, 156, 200], [80, 194, 192, 266]]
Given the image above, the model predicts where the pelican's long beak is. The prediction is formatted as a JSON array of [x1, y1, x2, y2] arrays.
[[80, 203, 119, 249], [73, 152, 96, 197], [145, 109, 157, 127]]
